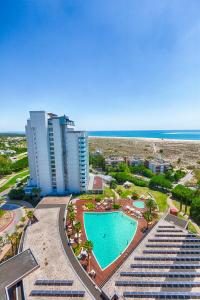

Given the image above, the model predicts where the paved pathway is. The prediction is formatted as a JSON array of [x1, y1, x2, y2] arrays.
[[167, 195, 200, 235], [0, 205, 25, 238]]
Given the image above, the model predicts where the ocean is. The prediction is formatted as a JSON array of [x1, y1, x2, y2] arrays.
[[88, 130, 200, 141]]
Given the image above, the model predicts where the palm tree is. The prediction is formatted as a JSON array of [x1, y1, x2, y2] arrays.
[[69, 211, 75, 233], [146, 199, 157, 214], [20, 216, 26, 223], [184, 199, 188, 215], [179, 200, 183, 212], [13, 231, 21, 251], [68, 203, 74, 213], [27, 210, 34, 224], [74, 221, 82, 234], [7, 233, 16, 255], [74, 221, 82, 245], [0, 236, 3, 248], [143, 211, 153, 230], [83, 240, 93, 272]]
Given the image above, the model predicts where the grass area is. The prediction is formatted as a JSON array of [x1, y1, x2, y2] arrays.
[[173, 199, 190, 215], [188, 220, 198, 234], [77, 185, 168, 212], [0, 169, 29, 193], [0, 209, 5, 218], [116, 185, 168, 212], [78, 188, 115, 201]]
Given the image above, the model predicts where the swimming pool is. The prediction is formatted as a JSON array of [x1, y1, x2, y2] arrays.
[[84, 212, 138, 269], [133, 200, 145, 209], [0, 203, 20, 210]]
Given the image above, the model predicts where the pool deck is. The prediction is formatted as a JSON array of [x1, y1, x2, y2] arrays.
[[72, 199, 153, 287]]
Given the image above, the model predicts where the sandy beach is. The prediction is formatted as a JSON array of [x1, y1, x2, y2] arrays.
[[89, 137, 200, 168]]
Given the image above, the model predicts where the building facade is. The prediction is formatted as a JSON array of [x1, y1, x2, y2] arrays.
[[26, 111, 89, 195], [145, 158, 171, 174]]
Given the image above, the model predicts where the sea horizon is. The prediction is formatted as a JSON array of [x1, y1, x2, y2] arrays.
[[1, 129, 200, 141], [88, 130, 200, 141]]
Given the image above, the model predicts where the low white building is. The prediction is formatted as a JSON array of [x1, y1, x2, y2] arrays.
[[146, 159, 171, 174], [25, 111, 89, 195], [0, 149, 16, 155], [105, 156, 125, 165], [128, 156, 145, 166]]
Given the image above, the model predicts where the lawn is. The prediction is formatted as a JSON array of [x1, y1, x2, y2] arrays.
[[0, 209, 5, 218], [0, 169, 29, 193], [116, 185, 168, 212], [78, 188, 115, 201], [188, 220, 198, 234]]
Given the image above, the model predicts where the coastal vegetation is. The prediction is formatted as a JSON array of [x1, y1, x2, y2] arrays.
[[172, 184, 200, 224], [0, 156, 28, 177], [0, 169, 29, 193]]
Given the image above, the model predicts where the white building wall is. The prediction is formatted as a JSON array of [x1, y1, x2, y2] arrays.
[[28, 111, 52, 195], [66, 132, 80, 193], [26, 111, 89, 195], [51, 118, 65, 194], [26, 119, 37, 186]]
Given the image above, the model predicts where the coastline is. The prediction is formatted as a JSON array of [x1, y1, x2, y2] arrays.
[[89, 136, 200, 143]]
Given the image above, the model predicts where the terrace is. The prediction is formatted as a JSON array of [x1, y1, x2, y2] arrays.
[[22, 197, 97, 300], [66, 193, 157, 286]]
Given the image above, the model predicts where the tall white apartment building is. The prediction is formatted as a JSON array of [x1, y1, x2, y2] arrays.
[[25, 111, 89, 195]]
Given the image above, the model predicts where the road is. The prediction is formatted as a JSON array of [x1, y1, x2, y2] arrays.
[[0, 204, 25, 238], [173, 170, 194, 187]]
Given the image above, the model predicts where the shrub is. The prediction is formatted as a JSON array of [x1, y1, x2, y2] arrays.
[[95, 195, 103, 202], [8, 188, 25, 200], [110, 172, 148, 187], [149, 175, 172, 191], [113, 203, 121, 209], [89, 153, 105, 170], [110, 180, 117, 189], [132, 192, 139, 200], [172, 185, 195, 205], [85, 202, 95, 210], [0, 209, 5, 218], [130, 165, 154, 178]]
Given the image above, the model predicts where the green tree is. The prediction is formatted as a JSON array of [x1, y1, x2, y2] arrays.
[[190, 197, 200, 225], [74, 221, 82, 245], [74, 221, 82, 233], [143, 211, 153, 229], [8, 188, 25, 200], [27, 210, 34, 223], [32, 187, 41, 201], [149, 175, 172, 191], [172, 185, 194, 212], [110, 180, 117, 189], [146, 198, 157, 214], [89, 154, 105, 170], [11, 156, 28, 172], [20, 216, 26, 223], [69, 211, 75, 233], [0, 236, 3, 248], [117, 162, 129, 172], [83, 240, 94, 272], [67, 203, 74, 213]]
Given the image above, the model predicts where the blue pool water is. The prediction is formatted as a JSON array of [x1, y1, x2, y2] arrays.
[[133, 201, 145, 209], [84, 212, 137, 269], [0, 203, 20, 210], [88, 130, 200, 141]]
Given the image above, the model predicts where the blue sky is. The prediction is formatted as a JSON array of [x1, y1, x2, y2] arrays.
[[0, 0, 200, 131]]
